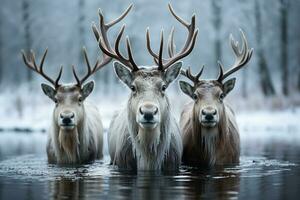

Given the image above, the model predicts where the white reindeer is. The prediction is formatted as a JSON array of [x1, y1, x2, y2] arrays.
[[93, 4, 198, 171]]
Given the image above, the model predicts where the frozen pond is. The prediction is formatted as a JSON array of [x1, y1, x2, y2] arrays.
[[0, 125, 299, 199]]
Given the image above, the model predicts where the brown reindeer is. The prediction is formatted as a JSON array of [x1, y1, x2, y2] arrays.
[[92, 4, 198, 171], [20, 7, 130, 164], [178, 30, 253, 167]]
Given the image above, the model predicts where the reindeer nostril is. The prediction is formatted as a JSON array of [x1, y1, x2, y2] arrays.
[[70, 113, 75, 119], [154, 107, 158, 115], [60, 113, 64, 119], [213, 110, 217, 115], [201, 109, 206, 115], [205, 114, 214, 121], [144, 113, 154, 121], [62, 117, 71, 125], [139, 107, 144, 115]]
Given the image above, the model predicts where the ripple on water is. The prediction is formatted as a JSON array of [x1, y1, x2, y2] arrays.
[[0, 154, 112, 181], [0, 155, 297, 181]]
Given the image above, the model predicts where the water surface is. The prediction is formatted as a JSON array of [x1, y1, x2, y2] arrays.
[[0, 128, 299, 200]]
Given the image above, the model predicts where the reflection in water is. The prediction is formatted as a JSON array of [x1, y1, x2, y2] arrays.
[[46, 169, 240, 200], [49, 178, 104, 200], [0, 130, 299, 199], [179, 168, 240, 200]]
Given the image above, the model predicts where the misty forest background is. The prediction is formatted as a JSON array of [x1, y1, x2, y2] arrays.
[[0, 0, 300, 121]]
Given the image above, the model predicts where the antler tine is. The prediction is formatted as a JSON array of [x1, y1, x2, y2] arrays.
[[217, 61, 224, 82], [106, 4, 133, 28], [94, 4, 133, 49], [168, 3, 190, 28], [146, 28, 158, 59], [217, 29, 253, 82], [21, 48, 62, 87], [158, 30, 164, 70], [195, 65, 205, 80], [181, 66, 204, 85], [94, 5, 138, 71], [73, 47, 113, 86], [167, 27, 175, 58], [75, 47, 92, 85], [55, 66, 63, 86], [72, 65, 81, 86], [147, 4, 198, 70], [125, 36, 139, 71], [30, 50, 38, 71], [146, 28, 168, 65], [168, 3, 196, 52]]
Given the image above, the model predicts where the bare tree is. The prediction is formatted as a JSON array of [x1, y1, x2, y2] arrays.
[[211, 0, 222, 73], [298, 71, 300, 91], [255, 0, 276, 96], [78, 0, 85, 65], [22, 0, 33, 83], [280, 0, 289, 95], [0, 11, 2, 84]]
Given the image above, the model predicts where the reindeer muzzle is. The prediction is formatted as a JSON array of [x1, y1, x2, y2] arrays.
[[59, 112, 76, 129], [200, 106, 218, 127], [137, 103, 159, 129]]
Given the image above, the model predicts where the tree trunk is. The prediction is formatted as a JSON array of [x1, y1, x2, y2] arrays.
[[258, 54, 276, 96], [211, 0, 222, 75], [22, 0, 32, 83], [298, 70, 300, 92], [255, 0, 276, 96], [78, 0, 85, 66], [280, 0, 289, 95], [0, 15, 2, 84]]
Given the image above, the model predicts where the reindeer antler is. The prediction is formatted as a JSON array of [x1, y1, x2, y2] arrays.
[[72, 47, 112, 86], [146, 3, 198, 71], [217, 29, 253, 82], [92, 5, 138, 71], [180, 66, 204, 85], [21, 49, 62, 88]]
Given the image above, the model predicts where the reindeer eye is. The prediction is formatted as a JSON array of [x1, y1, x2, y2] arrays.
[[161, 84, 167, 92], [192, 94, 198, 100], [130, 85, 136, 92], [54, 98, 58, 104], [78, 97, 83, 102], [219, 93, 225, 101]]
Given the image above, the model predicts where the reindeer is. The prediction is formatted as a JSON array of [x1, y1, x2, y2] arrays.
[[21, 48, 106, 164], [178, 30, 253, 167], [20, 6, 130, 164], [92, 4, 198, 171]]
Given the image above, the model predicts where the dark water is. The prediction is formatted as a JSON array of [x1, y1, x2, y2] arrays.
[[0, 129, 299, 200]]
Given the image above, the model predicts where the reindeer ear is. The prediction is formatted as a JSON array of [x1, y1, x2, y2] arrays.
[[41, 83, 56, 102], [223, 78, 236, 96], [114, 61, 133, 88], [164, 61, 182, 85], [179, 81, 194, 98], [81, 81, 94, 100]]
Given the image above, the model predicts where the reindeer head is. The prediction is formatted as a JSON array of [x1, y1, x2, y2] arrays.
[[21, 47, 110, 130], [21, 5, 130, 131], [93, 4, 198, 131], [179, 30, 253, 128]]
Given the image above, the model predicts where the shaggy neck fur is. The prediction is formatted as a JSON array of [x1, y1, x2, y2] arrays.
[[192, 105, 228, 166], [52, 105, 89, 164], [127, 101, 171, 170]]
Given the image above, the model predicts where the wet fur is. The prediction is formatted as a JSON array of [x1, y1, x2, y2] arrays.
[[180, 101, 240, 167], [108, 69, 182, 171], [109, 106, 182, 171], [47, 102, 103, 164]]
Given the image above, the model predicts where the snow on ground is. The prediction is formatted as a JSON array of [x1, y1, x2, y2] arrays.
[[0, 90, 300, 134]]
